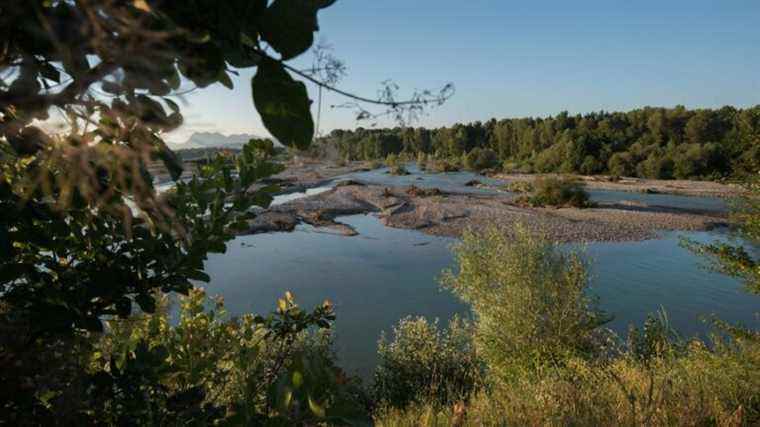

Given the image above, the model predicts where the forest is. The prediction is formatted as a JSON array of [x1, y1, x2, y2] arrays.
[[312, 105, 760, 179]]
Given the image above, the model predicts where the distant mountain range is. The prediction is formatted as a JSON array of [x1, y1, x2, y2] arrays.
[[168, 132, 280, 150]]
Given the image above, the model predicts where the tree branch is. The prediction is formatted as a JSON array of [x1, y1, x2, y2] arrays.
[[252, 49, 453, 108]]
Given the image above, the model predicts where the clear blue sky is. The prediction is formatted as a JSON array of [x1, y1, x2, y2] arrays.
[[168, 0, 760, 143]]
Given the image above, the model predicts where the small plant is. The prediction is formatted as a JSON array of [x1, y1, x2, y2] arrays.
[[503, 180, 533, 193], [427, 158, 461, 173], [373, 316, 483, 409], [386, 153, 410, 175], [627, 309, 682, 363], [385, 153, 400, 168], [519, 177, 591, 208], [417, 153, 429, 170], [406, 185, 443, 197]]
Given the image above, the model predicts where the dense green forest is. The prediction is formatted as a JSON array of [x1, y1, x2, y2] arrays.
[[312, 105, 760, 179]]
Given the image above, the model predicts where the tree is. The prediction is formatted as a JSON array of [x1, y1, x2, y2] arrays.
[[688, 175, 760, 297], [0, 1, 442, 422]]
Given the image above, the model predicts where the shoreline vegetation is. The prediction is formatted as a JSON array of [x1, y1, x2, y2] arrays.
[[309, 105, 760, 181]]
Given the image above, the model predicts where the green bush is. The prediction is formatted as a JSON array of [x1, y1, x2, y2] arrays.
[[523, 177, 591, 208], [386, 153, 410, 175], [427, 158, 461, 173], [463, 148, 499, 172], [385, 153, 400, 168], [376, 336, 760, 426], [533, 144, 565, 173], [373, 316, 482, 409], [500, 161, 520, 173], [441, 224, 609, 384], [416, 152, 429, 170], [378, 223, 760, 426], [503, 180, 533, 194], [579, 155, 604, 175], [96, 289, 369, 425]]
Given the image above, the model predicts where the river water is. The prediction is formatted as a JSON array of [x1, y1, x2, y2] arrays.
[[199, 165, 758, 378]]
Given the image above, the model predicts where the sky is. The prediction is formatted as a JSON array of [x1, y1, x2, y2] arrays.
[[167, 0, 760, 144]]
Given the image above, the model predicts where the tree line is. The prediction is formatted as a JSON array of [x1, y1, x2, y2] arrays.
[[312, 105, 760, 179]]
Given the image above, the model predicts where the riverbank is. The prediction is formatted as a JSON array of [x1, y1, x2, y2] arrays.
[[270, 159, 743, 198], [492, 172, 743, 198]]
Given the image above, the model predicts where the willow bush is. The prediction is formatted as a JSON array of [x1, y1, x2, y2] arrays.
[[373, 316, 482, 409], [441, 224, 610, 384]]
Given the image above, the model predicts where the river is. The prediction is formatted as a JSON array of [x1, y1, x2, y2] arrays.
[[198, 165, 758, 378]]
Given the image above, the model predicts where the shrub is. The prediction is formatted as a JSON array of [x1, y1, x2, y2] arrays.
[[627, 309, 683, 363], [416, 152, 429, 170], [377, 224, 760, 426], [376, 337, 760, 426], [406, 185, 443, 197], [385, 153, 400, 168], [522, 177, 591, 208], [95, 289, 369, 425], [501, 161, 520, 173], [441, 224, 609, 384], [608, 152, 636, 177], [503, 180, 533, 194], [427, 158, 461, 173], [533, 146, 564, 173], [386, 153, 410, 175], [373, 316, 483, 409], [463, 148, 499, 172]]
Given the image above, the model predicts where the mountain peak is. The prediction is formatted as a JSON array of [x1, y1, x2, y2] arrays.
[[169, 132, 280, 150]]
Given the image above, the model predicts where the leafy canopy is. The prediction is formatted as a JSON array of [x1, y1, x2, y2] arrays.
[[0, 0, 335, 337]]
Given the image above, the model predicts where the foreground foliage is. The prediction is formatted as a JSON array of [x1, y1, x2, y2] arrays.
[[441, 225, 608, 383], [376, 337, 760, 426], [94, 289, 369, 425], [375, 223, 760, 426], [373, 316, 482, 409], [0, 0, 343, 422], [687, 173, 760, 295]]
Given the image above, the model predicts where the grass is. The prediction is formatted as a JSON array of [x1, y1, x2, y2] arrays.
[[376, 340, 760, 426]]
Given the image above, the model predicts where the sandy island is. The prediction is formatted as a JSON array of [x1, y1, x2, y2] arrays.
[[242, 160, 737, 243]]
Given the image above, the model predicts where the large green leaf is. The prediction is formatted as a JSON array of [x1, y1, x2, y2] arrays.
[[252, 59, 314, 149], [260, 0, 334, 60]]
